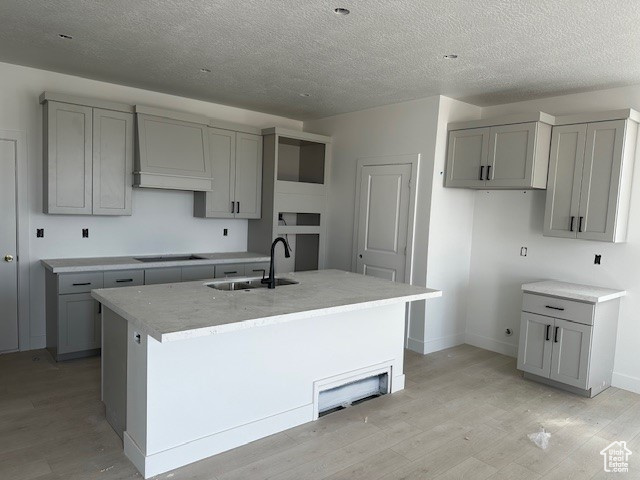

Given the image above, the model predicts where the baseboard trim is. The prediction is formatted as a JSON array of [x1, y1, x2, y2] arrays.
[[406, 333, 465, 355], [465, 332, 517, 357], [125, 404, 313, 478], [612, 372, 640, 394]]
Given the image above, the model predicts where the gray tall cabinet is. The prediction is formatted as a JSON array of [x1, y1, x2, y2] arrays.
[[41, 93, 134, 215], [544, 111, 639, 242]]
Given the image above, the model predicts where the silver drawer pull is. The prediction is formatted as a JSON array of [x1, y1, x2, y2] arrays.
[[72, 282, 91, 286], [545, 305, 565, 311]]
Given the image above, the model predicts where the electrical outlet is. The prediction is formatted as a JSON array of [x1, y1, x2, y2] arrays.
[[594, 254, 602, 265], [36, 228, 44, 238], [223, 228, 228, 236], [82, 228, 89, 238], [520, 247, 528, 257]]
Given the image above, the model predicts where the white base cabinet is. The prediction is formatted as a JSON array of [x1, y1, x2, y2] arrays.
[[517, 284, 624, 397]]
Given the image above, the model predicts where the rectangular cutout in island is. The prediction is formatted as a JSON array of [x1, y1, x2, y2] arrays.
[[94, 270, 441, 478]]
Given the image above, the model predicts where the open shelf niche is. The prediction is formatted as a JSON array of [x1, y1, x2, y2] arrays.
[[248, 128, 331, 274]]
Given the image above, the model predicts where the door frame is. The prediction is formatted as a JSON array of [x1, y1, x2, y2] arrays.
[[0, 129, 30, 351], [352, 154, 419, 284]]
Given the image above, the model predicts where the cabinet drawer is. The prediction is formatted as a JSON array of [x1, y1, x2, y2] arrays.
[[244, 262, 269, 278], [181, 265, 216, 282], [522, 293, 594, 325], [214, 263, 246, 278], [104, 270, 144, 289], [59, 272, 104, 294]]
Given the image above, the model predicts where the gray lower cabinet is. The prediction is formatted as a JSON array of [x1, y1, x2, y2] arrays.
[[46, 261, 269, 360], [544, 118, 638, 242], [194, 128, 262, 219], [213, 262, 269, 278], [42, 100, 134, 215], [144, 267, 182, 285], [46, 270, 104, 361], [517, 292, 620, 397]]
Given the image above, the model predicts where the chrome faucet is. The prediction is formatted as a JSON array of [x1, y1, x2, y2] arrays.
[[262, 237, 291, 289]]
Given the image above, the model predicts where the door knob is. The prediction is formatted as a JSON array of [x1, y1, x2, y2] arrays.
[[4, 254, 14, 262], [359, 254, 363, 258]]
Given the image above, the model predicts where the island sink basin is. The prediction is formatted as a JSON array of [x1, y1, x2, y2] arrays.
[[207, 277, 298, 291], [135, 255, 206, 263]]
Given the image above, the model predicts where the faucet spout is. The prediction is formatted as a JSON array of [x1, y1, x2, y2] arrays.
[[262, 237, 290, 289]]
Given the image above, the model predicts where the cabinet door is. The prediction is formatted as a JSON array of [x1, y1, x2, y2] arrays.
[[550, 318, 592, 389], [577, 120, 626, 242], [92, 109, 134, 215], [445, 128, 489, 188], [144, 267, 182, 285], [204, 128, 236, 218], [487, 123, 536, 187], [517, 312, 553, 378], [44, 102, 93, 214], [58, 293, 100, 354], [235, 133, 263, 219], [544, 124, 587, 238], [181, 265, 216, 282]]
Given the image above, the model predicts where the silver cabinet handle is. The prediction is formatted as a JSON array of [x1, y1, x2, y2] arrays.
[[236, 201, 240, 214], [230, 201, 235, 213]]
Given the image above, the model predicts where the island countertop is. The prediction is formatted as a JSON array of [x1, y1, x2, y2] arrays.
[[91, 269, 442, 342]]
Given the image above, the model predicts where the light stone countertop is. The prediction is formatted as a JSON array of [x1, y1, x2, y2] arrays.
[[41, 252, 270, 273], [91, 269, 442, 342], [522, 280, 626, 304]]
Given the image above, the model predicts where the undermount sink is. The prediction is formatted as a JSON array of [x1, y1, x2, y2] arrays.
[[207, 277, 299, 291], [135, 255, 206, 263]]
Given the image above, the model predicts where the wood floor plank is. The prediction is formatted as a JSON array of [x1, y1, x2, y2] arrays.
[[0, 345, 638, 480]]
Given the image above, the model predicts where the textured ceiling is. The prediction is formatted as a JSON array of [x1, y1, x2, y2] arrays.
[[1, 1, 639, 120]]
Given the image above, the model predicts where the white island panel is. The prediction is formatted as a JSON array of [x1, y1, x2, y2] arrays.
[[120, 302, 406, 478]]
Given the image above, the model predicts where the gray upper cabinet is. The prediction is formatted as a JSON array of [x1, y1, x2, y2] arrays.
[[42, 97, 133, 216], [445, 115, 552, 189], [544, 117, 637, 242], [445, 128, 489, 188], [135, 112, 212, 191], [194, 129, 263, 219], [235, 132, 263, 219], [92, 109, 134, 215], [44, 101, 93, 214]]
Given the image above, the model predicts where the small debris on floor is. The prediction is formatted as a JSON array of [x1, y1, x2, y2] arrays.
[[464, 436, 470, 440], [100, 465, 114, 473], [528, 427, 551, 450], [364, 416, 368, 423]]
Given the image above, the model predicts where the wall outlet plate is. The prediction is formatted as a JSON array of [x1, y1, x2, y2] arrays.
[[36, 228, 44, 238], [223, 228, 228, 236], [594, 254, 602, 265], [82, 228, 89, 238], [520, 247, 528, 257]]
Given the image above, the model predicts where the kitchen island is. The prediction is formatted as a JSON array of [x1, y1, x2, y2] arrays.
[[92, 269, 441, 478]]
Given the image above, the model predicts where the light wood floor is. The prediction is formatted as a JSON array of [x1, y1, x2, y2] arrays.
[[2, 345, 639, 480]]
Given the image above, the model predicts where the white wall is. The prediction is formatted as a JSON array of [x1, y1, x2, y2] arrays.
[[0, 61, 301, 350], [304, 96, 480, 353], [466, 84, 640, 393]]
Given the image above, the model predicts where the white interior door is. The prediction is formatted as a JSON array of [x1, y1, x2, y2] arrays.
[[0, 134, 19, 353], [355, 163, 411, 282]]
